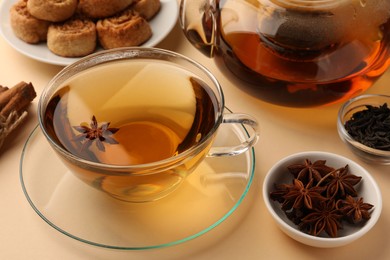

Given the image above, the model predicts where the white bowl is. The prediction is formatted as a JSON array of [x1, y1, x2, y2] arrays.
[[262, 151, 382, 248]]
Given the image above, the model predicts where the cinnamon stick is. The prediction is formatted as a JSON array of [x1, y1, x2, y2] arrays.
[[0, 85, 8, 94], [0, 81, 37, 151], [0, 81, 36, 117]]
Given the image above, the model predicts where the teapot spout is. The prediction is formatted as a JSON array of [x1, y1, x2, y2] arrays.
[[179, 0, 218, 57]]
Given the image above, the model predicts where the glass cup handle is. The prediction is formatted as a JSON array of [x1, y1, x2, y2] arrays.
[[207, 113, 259, 157]]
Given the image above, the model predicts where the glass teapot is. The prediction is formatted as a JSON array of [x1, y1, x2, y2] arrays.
[[180, 0, 390, 107]]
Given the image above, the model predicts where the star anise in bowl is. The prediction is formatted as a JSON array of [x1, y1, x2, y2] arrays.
[[316, 165, 362, 199], [336, 195, 374, 224], [263, 151, 382, 248], [274, 178, 327, 211], [287, 159, 334, 183], [300, 200, 343, 238]]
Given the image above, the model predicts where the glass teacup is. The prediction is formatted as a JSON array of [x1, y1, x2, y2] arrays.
[[38, 47, 259, 202]]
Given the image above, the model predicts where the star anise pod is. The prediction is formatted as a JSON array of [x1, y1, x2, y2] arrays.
[[336, 195, 374, 224], [73, 115, 119, 152], [270, 183, 293, 203], [300, 200, 343, 238], [317, 165, 362, 199], [287, 159, 335, 184], [282, 178, 327, 210]]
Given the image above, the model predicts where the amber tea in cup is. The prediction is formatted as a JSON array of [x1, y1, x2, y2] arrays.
[[44, 60, 216, 165], [38, 48, 258, 202]]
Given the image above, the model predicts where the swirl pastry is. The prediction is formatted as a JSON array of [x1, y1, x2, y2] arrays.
[[96, 10, 152, 49], [47, 18, 97, 57], [78, 0, 134, 19], [27, 0, 78, 22], [9, 0, 50, 44], [131, 0, 161, 20]]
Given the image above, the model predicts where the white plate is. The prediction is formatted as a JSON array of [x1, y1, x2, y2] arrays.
[[0, 0, 178, 66]]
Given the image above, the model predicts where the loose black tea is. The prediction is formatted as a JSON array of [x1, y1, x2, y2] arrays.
[[344, 103, 390, 151]]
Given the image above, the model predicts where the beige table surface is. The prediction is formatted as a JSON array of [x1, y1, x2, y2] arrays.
[[1, 4, 390, 260]]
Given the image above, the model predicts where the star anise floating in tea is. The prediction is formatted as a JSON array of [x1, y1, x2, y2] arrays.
[[73, 115, 119, 152], [270, 159, 374, 238]]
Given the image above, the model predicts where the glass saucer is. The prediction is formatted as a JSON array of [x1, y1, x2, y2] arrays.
[[20, 123, 255, 250]]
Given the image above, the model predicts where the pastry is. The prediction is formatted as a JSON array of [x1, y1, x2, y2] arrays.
[[78, 0, 134, 19], [131, 0, 161, 20], [96, 10, 152, 49], [9, 0, 50, 44], [27, 0, 78, 22], [47, 18, 97, 57]]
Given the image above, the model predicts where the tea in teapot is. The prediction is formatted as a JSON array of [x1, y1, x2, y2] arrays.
[[180, 0, 390, 107]]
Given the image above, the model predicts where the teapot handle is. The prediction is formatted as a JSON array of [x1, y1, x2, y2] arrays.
[[179, 0, 218, 57]]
